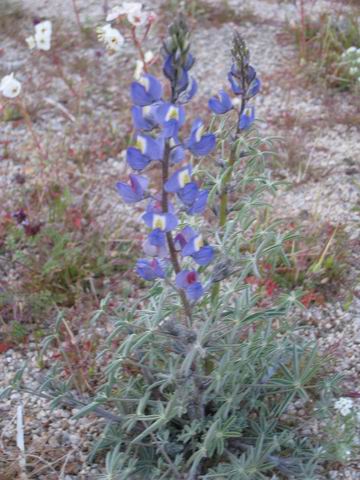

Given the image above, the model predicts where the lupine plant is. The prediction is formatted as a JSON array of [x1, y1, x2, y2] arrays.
[[4, 15, 347, 480], [68, 21, 339, 479]]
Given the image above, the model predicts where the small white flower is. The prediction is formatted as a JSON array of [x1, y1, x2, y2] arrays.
[[106, 5, 125, 22], [106, 2, 148, 27], [134, 59, 144, 80], [334, 397, 354, 416], [128, 9, 147, 27], [96, 24, 125, 52], [26, 35, 36, 49], [27, 20, 52, 51], [144, 50, 154, 63], [0, 73, 22, 98], [347, 46, 357, 54], [34, 20, 52, 51]]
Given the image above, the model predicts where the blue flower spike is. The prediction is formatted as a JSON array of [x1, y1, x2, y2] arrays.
[[186, 119, 216, 157], [116, 174, 148, 203], [176, 270, 204, 301]]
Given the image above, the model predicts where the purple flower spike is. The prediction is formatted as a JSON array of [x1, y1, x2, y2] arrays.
[[239, 105, 255, 130], [131, 74, 162, 106], [208, 90, 233, 115], [142, 211, 178, 232], [176, 270, 204, 301], [155, 102, 186, 138], [136, 258, 165, 280], [131, 105, 158, 131], [164, 165, 192, 193], [116, 174, 148, 203], [186, 119, 216, 157]]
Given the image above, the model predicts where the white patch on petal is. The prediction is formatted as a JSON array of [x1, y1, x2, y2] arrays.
[[165, 105, 179, 121], [135, 136, 146, 153], [138, 75, 150, 91], [178, 168, 191, 188], [195, 124, 204, 143], [193, 235, 203, 252], [152, 214, 166, 230]]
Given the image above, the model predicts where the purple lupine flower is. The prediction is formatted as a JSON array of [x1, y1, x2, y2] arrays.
[[131, 104, 158, 131], [127, 134, 164, 170], [164, 165, 192, 192], [185, 189, 209, 215], [185, 119, 216, 156], [239, 105, 255, 130], [131, 74, 162, 106], [181, 232, 214, 266], [116, 174, 148, 203], [126, 147, 151, 170], [175, 270, 204, 301], [178, 76, 198, 104], [246, 77, 261, 99], [169, 139, 185, 164], [142, 211, 178, 232], [208, 90, 233, 114], [143, 236, 168, 258], [134, 134, 164, 160], [228, 71, 244, 95], [145, 197, 176, 214], [136, 258, 165, 280], [163, 55, 189, 93], [155, 102, 186, 138], [174, 226, 196, 251], [148, 228, 166, 247]]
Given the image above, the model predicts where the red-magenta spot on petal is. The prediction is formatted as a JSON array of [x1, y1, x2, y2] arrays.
[[186, 271, 197, 284]]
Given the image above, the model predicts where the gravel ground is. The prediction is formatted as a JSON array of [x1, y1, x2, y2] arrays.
[[1, 0, 360, 478]]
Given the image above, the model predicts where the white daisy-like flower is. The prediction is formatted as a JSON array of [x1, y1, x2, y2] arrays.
[[0, 73, 22, 98], [96, 24, 125, 52], [26, 20, 52, 51], [106, 2, 148, 27], [334, 397, 354, 416]]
